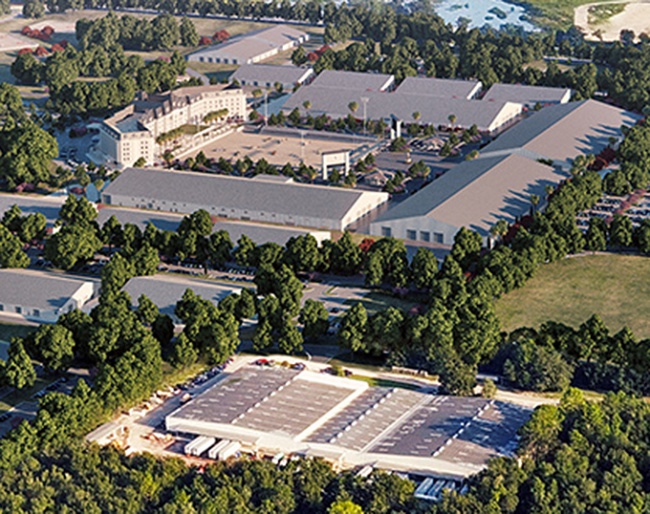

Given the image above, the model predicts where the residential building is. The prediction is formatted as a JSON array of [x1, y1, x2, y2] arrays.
[[102, 168, 388, 231], [98, 85, 246, 168], [231, 64, 315, 91], [188, 25, 309, 65], [0, 270, 99, 323]]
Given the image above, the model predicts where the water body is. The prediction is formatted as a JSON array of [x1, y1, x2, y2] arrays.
[[434, 0, 537, 31]]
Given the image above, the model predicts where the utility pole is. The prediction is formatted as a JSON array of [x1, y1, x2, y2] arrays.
[[361, 97, 369, 136]]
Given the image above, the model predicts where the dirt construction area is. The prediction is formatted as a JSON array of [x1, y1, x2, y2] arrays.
[[188, 129, 369, 169], [575, 1, 650, 41]]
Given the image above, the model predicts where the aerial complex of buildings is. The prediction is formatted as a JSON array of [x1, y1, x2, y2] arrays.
[[98, 85, 247, 168], [166, 366, 531, 479], [188, 25, 309, 65]]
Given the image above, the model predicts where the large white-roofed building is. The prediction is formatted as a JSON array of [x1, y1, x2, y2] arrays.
[[187, 25, 309, 65], [101, 168, 388, 231], [0, 270, 99, 323], [166, 366, 532, 478]]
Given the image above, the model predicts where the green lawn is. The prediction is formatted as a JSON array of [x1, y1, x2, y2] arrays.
[[518, 0, 613, 29], [348, 374, 422, 391], [495, 254, 650, 338], [344, 291, 421, 316]]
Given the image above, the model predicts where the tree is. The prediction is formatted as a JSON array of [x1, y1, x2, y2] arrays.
[[328, 500, 364, 514], [338, 302, 367, 352], [0, 225, 29, 268], [609, 214, 633, 247], [585, 217, 607, 252], [3, 339, 36, 389], [482, 378, 497, 398], [439, 352, 476, 396], [348, 101, 358, 114], [23, 0, 45, 18], [330, 232, 362, 275], [152, 14, 180, 49], [234, 234, 256, 267], [136, 294, 159, 325], [0, 121, 58, 188], [450, 227, 482, 269], [206, 230, 233, 269], [170, 332, 198, 368], [529, 194, 540, 213], [284, 234, 321, 272], [179, 17, 199, 47], [410, 247, 438, 289], [503, 339, 573, 392], [299, 300, 329, 341], [100, 253, 135, 292], [29, 324, 75, 373], [278, 319, 303, 354], [448, 113, 457, 128]]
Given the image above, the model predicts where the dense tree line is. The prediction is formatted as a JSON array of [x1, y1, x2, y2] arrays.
[[0, 442, 417, 513], [12, 35, 187, 116], [76, 12, 197, 51]]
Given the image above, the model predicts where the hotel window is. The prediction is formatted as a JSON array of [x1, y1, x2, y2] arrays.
[[420, 231, 430, 242], [433, 232, 444, 244]]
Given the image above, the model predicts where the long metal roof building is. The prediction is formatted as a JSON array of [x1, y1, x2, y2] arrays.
[[102, 168, 388, 231], [370, 99, 639, 245]]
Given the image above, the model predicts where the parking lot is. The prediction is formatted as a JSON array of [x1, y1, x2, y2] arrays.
[[577, 191, 650, 232]]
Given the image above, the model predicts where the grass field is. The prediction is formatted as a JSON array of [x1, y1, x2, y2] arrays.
[[495, 254, 650, 338], [344, 291, 421, 316], [517, 0, 613, 29]]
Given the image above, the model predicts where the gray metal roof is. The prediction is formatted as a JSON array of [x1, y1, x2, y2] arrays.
[[0, 193, 65, 227], [0, 270, 97, 311], [396, 77, 482, 99], [189, 25, 307, 63], [372, 153, 566, 236], [103, 168, 382, 222], [482, 83, 571, 105], [283, 86, 520, 131], [213, 220, 329, 246], [482, 99, 640, 164], [231, 64, 313, 86], [123, 275, 240, 320], [97, 207, 183, 232], [310, 69, 394, 91]]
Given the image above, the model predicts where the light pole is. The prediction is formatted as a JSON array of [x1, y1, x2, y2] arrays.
[[264, 89, 268, 126], [361, 96, 369, 136]]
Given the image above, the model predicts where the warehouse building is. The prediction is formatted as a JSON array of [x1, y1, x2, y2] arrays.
[[102, 168, 388, 231], [0, 270, 99, 323], [166, 366, 531, 478], [213, 220, 330, 246], [98, 85, 246, 168], [395, 76, 482, 100], [370, 99, 639, 244], [482, 83, 572, 108], [123, 275, 240, 323], [283, 85, 522, 133], [310, 69, 395, 92], [188, 25, 309, 65], [370, 153, 564, 244], [231, 64, 315, 91]]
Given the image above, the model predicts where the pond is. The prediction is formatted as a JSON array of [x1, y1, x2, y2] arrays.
[[433, 0, 538, 32]]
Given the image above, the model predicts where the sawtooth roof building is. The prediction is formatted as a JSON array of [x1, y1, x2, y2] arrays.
[[166, 366, 531, 478], [370, 99, 639, 245], [0, 270, 99, 323], [102, 168, 388, 231], [231, 64, 315, 91], [188, 25, 309, 65], [482, 83, 572, 107]]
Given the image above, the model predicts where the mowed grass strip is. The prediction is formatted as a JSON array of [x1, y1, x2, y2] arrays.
[[521, 0, 613, 29], [495, 254, 650, 338]]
